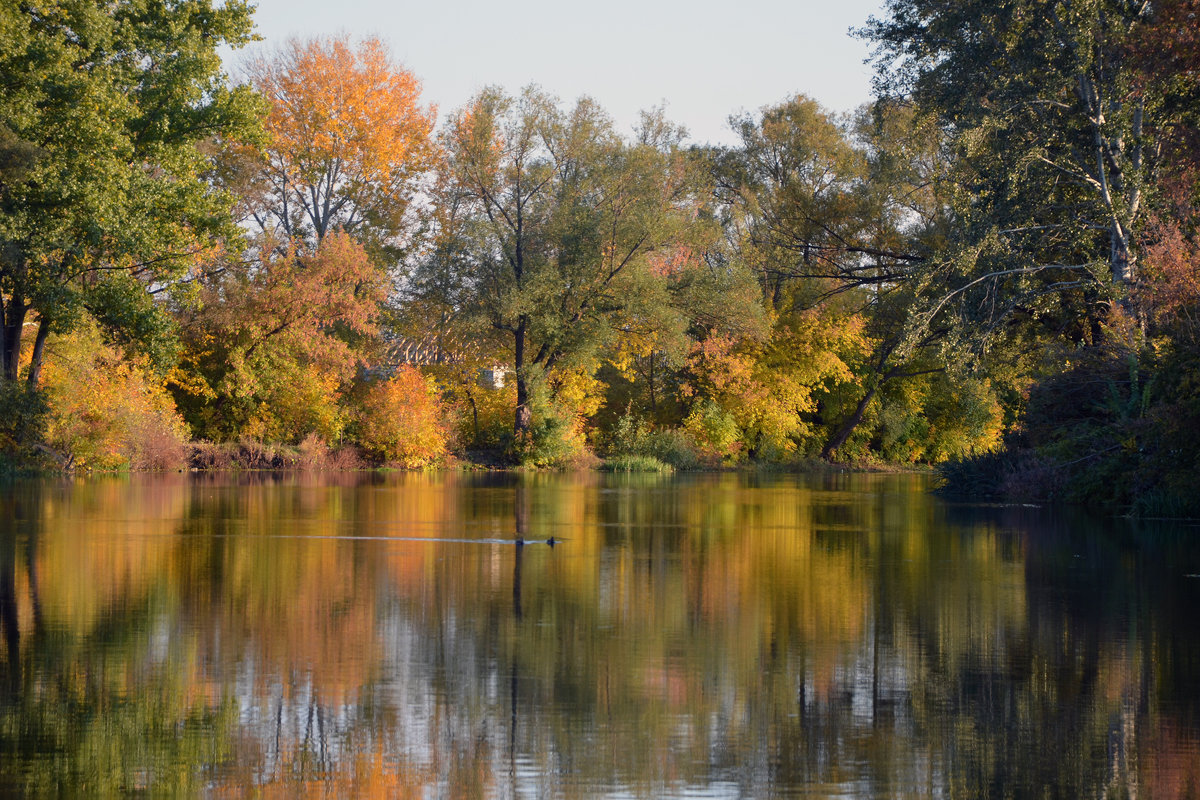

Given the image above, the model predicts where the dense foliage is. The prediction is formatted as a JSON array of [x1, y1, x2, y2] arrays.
[[1, 3, 1197, 514], [0, 0, 262, 387], [857, 0, 1200, 512]]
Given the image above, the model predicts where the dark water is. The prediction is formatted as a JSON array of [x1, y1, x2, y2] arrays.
[[1, 471, 1199, 797]]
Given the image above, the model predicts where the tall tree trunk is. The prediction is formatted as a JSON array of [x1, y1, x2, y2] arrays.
[[821, 384, 878, 460], [26, 317, 50, 389], [1111, 224, 1135, 285], [1, 298, 26, 382], [513, 318, 532, 435]]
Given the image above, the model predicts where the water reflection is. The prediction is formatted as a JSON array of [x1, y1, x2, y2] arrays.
[[1, 472, 1198, 797]]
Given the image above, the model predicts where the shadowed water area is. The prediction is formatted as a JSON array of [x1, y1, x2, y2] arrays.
[[1, 471, 1199, 797]]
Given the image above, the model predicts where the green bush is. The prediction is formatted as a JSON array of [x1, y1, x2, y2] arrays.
[[683, 400, 743, 463], [643, 428, 700, 470], [601, 454, 674, 473], [604, 410, 700, 469], [510, 414, 584, 467], [0, 383, 51, 472]]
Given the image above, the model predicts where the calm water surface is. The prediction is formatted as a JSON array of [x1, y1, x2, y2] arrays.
[[2, 471, 1199, 797]]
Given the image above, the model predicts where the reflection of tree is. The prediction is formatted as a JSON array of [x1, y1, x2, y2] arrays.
[[879, 506, 1200, 799], [1, 484, 240, 795], [1, 515, 20, 697], [1, 473, 1199, 796]]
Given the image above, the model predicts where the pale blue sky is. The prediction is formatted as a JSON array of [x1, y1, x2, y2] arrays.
[[230, 0, 887, 145]]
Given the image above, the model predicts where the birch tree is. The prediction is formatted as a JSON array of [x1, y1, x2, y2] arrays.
[[859, 0, 1162, 342]]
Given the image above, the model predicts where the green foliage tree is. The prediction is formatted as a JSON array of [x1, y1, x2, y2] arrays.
[[0, 0, 263, 389], [858, 0, 1166, 342], [859, 0, 1200, 504], [415, 87, 717, 444], [715, 96, 875, 308]]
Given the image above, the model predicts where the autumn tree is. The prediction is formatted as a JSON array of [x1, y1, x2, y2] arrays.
[[711, 96, 976, 459], [415, 87, 712, 443], [0, 0, 262, 388], [241, 35, 437, 258], [39, 318, 190, 471], [170, 233, 385, 443], [356, 366, 449, 467], [1128, 0, 1200, 335]]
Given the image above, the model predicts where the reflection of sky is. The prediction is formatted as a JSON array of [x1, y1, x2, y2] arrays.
[[221, 0, 886, 147]]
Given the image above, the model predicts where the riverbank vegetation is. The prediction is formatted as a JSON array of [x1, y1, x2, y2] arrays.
[[2, 1, 1198, 513]]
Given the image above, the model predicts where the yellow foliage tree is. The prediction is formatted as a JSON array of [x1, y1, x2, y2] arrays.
[[685, 307, 870, 460], [171, 232, 386, 444], [40, 319, 190, 471]]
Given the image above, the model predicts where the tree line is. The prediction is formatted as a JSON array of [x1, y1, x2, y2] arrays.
[[1, 0, 1198, 511]]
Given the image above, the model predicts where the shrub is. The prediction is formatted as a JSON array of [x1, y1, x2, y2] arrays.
[[233, 438, 284, 469], [604, 410, 699, 469], [187, 436, 365, 471], [510, 413, 587, 468], [357, 367, 448, 467], [126, 406, 190, 471], [605, 409, 647, 452], [683, 400, 743, 464], [642, 428, 700, 470], [190, 440, 234, 470], [293, 433, 364, 471], [40, 321, 190, 471]]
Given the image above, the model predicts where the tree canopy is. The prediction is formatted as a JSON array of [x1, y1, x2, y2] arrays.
[[0, 0, 263, 386], [858, 0, 1161, 346], [240, 35, 437, 259], [413, 87, 719, 441]]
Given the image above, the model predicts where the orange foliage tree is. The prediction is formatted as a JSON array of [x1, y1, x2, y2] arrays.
[[172, 232, 386, 443], [356, 366, 448, 467], [1137, 208, 1200, 341], [243, 35, 437, 255]]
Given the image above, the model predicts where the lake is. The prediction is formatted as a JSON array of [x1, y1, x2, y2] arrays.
[[1, 471, 1198, 797]]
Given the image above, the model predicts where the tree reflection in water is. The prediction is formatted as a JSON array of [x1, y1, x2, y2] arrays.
[[0, 472, 1198, 797]]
